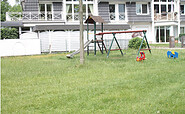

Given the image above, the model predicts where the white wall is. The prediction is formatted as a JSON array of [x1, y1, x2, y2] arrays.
[[130, 23, 153, 43], [0, 39, 41, 57]]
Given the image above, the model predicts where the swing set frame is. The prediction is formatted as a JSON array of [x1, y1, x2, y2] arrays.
[[96, 30, 151, 58], [85, 16, 151, 58]]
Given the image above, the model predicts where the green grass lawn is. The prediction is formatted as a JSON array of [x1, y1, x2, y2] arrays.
[[150, 44, 170, 47], [1, 49, 185, 113], [150, 43, 182, 48]]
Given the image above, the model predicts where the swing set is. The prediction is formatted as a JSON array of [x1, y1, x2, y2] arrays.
[[85, 16, 151, 58]]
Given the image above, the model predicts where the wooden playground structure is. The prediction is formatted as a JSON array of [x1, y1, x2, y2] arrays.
[[66, 15, 151, 59]]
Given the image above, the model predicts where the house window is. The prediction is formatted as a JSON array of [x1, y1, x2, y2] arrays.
[[109, 4, 115, 20], [155, 26, 171, 43], [136, 3, 148, 15], [39, 4, 52, 20], [66, 0, 93, 21], [119, 4, 125, 20], [180, 27, 185, 34], [109, 4, 125, 21], [181, 5, 185, 15]]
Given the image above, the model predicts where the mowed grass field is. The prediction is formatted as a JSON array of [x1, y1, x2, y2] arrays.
[[1, 49, 185, 113]]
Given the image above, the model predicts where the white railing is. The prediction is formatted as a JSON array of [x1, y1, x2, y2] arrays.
[[6, 12, 63, 21], [66, 13, 88, 22], [119, 13, 125, 20], [110, 13, 115, 20], [154, 12, 178, 21], [110, 13, 125, 21], [6, 12, 22, 21]]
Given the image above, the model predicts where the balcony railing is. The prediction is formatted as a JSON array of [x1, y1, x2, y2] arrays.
[[66, 13, 90, 22], [110, 13, 125, 21], [6, 12, 63, 21], [154, 12, 178, 21]]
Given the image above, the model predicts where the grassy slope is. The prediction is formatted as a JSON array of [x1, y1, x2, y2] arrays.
[[1, 49, 185, 113]]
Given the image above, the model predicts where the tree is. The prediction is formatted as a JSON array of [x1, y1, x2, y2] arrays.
[[9, 4, 22, 12], [1, 0, 20, 39], [1, 0, 11, 21]]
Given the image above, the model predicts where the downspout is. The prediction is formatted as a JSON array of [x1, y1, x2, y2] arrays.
[[151, 0, 155, 43], [177, 0, 180, 37]]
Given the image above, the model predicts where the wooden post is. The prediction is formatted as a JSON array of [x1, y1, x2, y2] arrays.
[[87, 21, 89, 56], [94, 21, 96, 55], [101, 23, 103, 54], [79, 0, 84, 64]]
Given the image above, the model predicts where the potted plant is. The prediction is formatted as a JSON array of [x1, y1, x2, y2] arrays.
[[179, 34, 185, 42], [175, 37, 178, 43]]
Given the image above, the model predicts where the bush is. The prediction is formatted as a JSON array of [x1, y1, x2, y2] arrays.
[[1, 28, 19, 39], [128, 37, 147, 49]]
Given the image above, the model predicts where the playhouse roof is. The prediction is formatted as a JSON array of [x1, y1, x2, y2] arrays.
[[84, 16, 106, 24]]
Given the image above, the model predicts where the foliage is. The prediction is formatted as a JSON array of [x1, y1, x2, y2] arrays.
[[1, 50, 185, 113], [9, 4, 22, 21], [128, 37, 147, 49], [179, 33, 185, 38], [179, 34, 185, 42], [1, 1, 22, 21], [9, 4, 22, 12], [1, 28, 19, 39], [1, 0, 11, 21]]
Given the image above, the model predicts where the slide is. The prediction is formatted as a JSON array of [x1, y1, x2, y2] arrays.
[[66, 39, 93, 58]]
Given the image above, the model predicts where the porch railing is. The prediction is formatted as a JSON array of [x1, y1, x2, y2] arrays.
[[66, 13, 90, 22], [6, 12, 63, 21], [154, 12, 178, 21], [110, 13, 125, 21]]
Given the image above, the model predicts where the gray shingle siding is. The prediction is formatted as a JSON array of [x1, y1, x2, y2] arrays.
[[53, 2, 63, 20], [24, 0, 39, 11], [181, 15, 185, 22], [53, 2, 63, 11], [126, 2, 152, 22], [98, 2, 110, 22]]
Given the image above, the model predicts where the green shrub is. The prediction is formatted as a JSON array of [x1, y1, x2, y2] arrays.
[[1, 28, 19, 39], [128, 37, 147, 49]]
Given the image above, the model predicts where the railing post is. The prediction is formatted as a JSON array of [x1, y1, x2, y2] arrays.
[[52, 11, 54, 20], [6, 12, 10, 21], [61, 11, 63, 20], [29, 12, 31, 20]]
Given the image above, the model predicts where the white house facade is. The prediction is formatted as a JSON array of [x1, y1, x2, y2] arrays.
[[2, 0, 185, 52]]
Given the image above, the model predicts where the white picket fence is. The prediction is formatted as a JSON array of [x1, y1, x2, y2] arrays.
[[0, 39, 41, 57]]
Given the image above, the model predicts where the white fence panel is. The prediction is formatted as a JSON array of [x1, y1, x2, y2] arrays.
[[38, 30, 131, 53], [70, 31, 80, 51], [0, 39, 41, 57], [20, 32, 38, 39], [40, 31, 49, 52], [51, 31, 68, 51]]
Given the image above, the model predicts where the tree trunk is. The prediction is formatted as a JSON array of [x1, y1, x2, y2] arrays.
[[79, 0, 84, 64]]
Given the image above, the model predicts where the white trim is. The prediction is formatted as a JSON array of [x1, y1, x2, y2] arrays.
[[109, 3, 126, 22], [180, 4, 185, 15], [65, 0, 94, 22], [136, 2, 149, 15]]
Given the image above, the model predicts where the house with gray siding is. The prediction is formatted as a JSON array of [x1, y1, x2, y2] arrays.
[[2, 0, 184, 52]]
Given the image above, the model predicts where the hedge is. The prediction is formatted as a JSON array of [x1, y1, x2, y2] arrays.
[[128, 37, 147, 49], [1, 28, 19, 39]]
